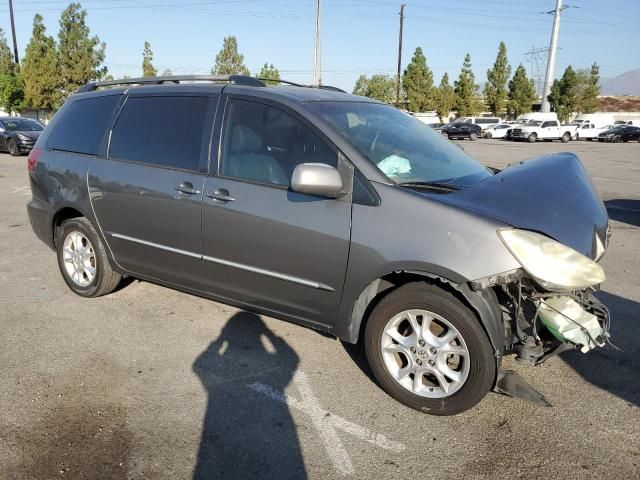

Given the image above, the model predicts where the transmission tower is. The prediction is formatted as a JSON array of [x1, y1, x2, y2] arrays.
[[525, 47, 549, 97]]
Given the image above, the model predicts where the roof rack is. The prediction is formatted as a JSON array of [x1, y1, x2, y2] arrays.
[[76, 75, 266, 93], [256, 77, 346, 93], [76, 74, 347, 94]]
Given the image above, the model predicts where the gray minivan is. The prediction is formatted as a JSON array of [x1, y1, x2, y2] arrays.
[[27, 75, 611, 415]]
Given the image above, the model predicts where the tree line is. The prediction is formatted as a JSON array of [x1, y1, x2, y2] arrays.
[[353, 43, 601, 122], [0, 4, 600, 123], [0, 1, 280, 115]]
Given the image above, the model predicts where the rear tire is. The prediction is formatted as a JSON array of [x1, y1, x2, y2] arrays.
[[56, 217, 122, 297], [527, 133, 537, 143], [561, 132, 570, 143], [469, 133, 478, 141], [364, 282, 496, 415]]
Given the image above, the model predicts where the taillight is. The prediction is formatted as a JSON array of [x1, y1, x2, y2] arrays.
[[27, 147, 42, 172]]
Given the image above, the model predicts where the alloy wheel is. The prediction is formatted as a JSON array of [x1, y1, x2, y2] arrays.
[[380, 309, 470, 398], [62, 231, 96, 287]]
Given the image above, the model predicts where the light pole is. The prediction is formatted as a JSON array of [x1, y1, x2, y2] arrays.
[[541, 0, 564, 112]]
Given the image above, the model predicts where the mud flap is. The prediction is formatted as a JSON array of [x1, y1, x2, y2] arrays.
[[493, 369, 551, 407]]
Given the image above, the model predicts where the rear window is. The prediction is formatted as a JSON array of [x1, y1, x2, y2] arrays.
[[48, 95, 120, 155], [108, 96, 210, 171]]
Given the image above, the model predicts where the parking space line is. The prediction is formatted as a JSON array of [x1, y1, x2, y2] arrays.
[[248, 371, 406, 476]]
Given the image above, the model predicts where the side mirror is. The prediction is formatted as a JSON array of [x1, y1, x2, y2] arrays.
[[291, 163, 343, 197]]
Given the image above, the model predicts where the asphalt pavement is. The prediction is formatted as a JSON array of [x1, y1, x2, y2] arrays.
[[1, 139, 639, 479]]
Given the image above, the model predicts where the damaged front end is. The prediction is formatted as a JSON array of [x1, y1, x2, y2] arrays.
[[499, 276, 611, 365], [470, 227, 612, 405]]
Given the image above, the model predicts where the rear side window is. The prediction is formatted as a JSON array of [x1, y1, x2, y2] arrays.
[[109, 96, 210, 171], [48, 95, 120, 155]]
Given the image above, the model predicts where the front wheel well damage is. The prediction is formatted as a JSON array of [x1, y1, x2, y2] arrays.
[[347, 271, 504, 359]]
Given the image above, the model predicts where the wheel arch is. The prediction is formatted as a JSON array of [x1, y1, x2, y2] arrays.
[[339, 269, 504, 360], [52, 206, 88, 247]]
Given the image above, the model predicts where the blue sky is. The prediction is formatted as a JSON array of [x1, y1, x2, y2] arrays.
[[1, 0, 638, 92]]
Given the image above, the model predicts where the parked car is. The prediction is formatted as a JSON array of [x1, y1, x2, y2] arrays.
[[0, 117, 44, 156], [597, 125, 640, 142], [577, 123, 617, 141], [509, 119, 575, 143], [483, 123, 512, 139], [440, 122, 482, 140], [427, 122, 445, 129], [28, 75, 612, 416]]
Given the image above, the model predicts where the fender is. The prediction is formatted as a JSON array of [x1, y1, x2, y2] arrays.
[[336, 270, 505, 359]]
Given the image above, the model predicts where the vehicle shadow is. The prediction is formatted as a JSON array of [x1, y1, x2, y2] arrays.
[[192, 312, 306, 479], [560, 290, 640, 407], [604, 199, 640, 228]]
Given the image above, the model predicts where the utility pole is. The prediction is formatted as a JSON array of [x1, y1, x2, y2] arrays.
[[8, 0, 19, 63], [313, 0, 322, 86], [396, 4, 405, 108], [540, 0, 563, 112]]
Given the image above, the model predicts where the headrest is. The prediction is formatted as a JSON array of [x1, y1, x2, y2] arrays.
[[231, 125, 262, 154]]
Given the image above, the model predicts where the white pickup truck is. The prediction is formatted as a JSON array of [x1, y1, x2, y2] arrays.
[[509, 119, 576, 143]]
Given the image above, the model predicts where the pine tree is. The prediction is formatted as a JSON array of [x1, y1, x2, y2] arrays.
[[212, 36, 250, 76], [507, 64, 537, 118], [21, 14, 61, 110], [0, 72, 24, 113], [435, 73, 455, 122], [0, 29, 15, 76], [484, 42, 511, 115], [402, 47, 434, 112], [0, 28, 24, 113], [353, 75, 369, 97], [58, 3, 107, 100], [351, 74, 395, 103], [258, 63, 280, 85], [142, 41, 157, 77], [547, 65, 578, 123], [454, 53, 481, 116], [576, 63, 600, 113]]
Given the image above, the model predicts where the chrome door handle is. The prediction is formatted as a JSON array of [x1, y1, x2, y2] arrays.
[[207, 189, 235, 203], [175, 182, 201, 195]]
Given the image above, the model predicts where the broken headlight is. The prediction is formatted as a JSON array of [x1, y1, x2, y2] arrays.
[[498, 229, 605, 290]]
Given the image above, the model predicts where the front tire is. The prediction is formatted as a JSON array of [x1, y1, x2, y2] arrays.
[[56, 217, 122, 297], [469, 133, 478, 141], [364, 282, 496, 415], [613, 135, 622, 143], [527, 133, 537, 143], [7, 139, 20, 156]]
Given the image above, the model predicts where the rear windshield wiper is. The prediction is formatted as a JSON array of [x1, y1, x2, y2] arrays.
[[397, 181, 461, 192]]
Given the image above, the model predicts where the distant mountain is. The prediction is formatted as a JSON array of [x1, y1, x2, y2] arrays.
[[600, 68, 640, 96]]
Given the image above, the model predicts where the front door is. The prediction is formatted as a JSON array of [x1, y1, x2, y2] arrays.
[[201, 97, 352, 328], [89, 93, 217, 288]]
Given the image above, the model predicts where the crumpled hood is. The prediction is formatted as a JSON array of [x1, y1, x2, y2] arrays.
[[431, 152, 609, 259]]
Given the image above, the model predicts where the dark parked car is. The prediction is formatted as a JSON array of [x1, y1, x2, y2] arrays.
[[0, 117, 44, 156], [28, 75, 611, 415], [597, 125, 640, 143], [427, 122, 445, 129], [440, 122, 482, 141]]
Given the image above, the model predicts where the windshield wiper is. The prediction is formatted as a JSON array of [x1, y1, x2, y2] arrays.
[[397, 181, 461, 192]]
